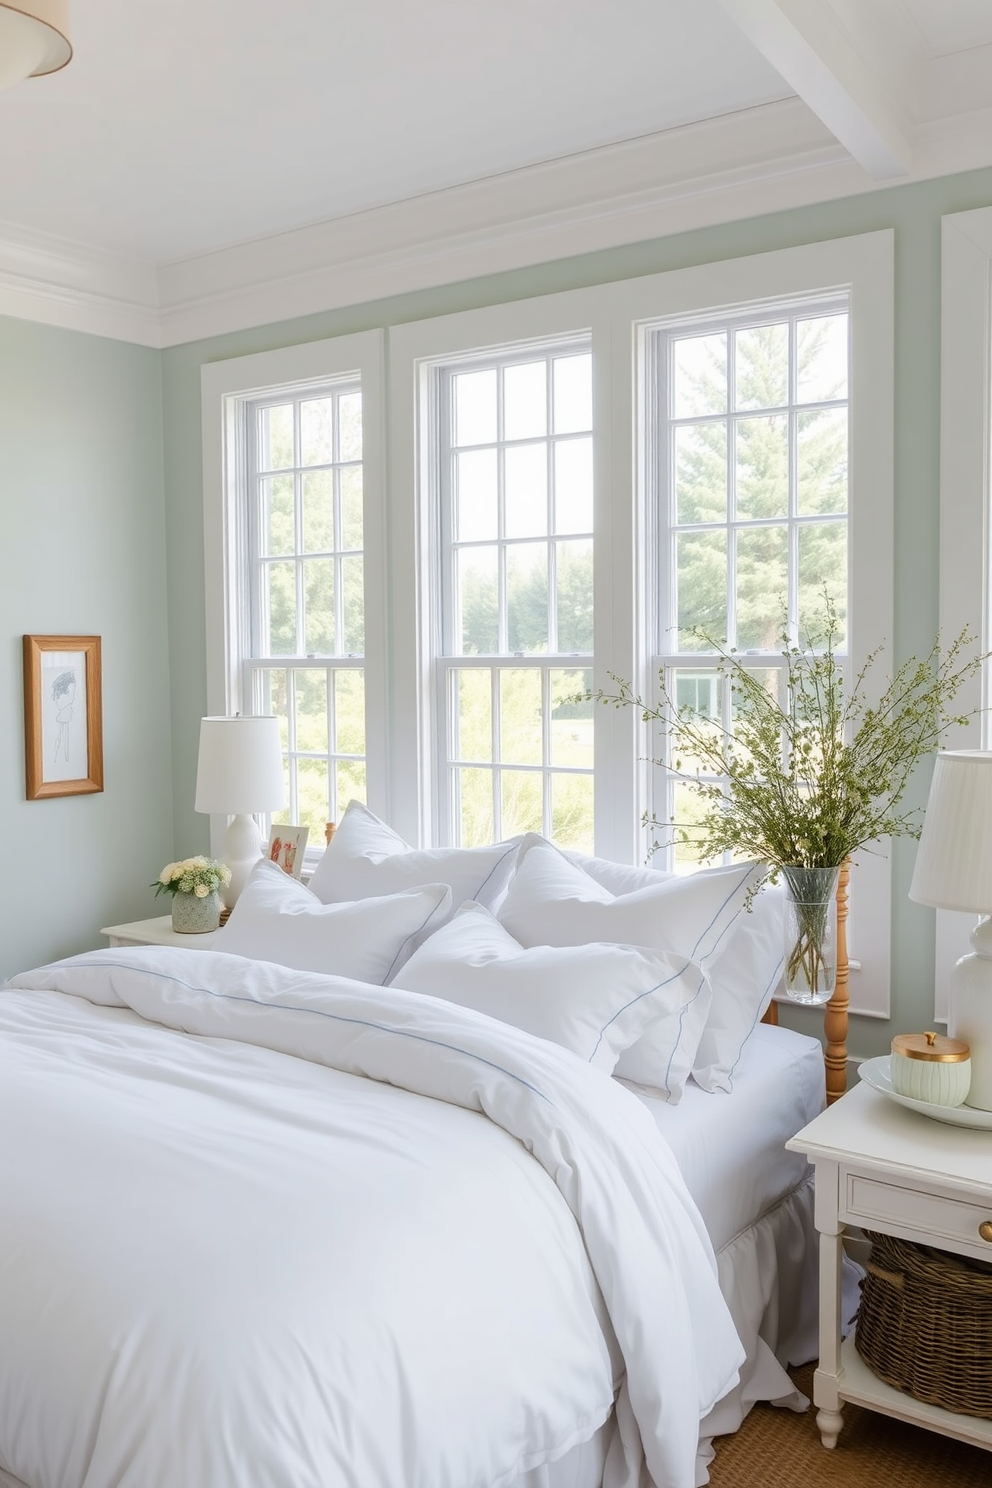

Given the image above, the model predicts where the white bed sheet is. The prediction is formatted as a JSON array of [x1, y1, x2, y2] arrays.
[[628, 1022, 825, 1254]]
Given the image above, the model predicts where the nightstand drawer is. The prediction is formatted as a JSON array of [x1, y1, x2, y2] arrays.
[[845, 1171, 992, 1257]]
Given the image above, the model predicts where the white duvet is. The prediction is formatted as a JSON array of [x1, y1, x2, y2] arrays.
[[0, 948, 744, 1488]]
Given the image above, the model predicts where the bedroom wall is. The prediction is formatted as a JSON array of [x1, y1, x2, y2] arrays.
[[161, 162, 992, 1062], [0, 315, 172, 980]]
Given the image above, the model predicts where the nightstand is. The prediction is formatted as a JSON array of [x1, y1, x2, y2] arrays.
[[787, 1079, 992, 1453], [100, 915, 219, 949]]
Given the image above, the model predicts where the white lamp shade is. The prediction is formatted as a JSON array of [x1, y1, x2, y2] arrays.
[[0, 2, 72, 91], [909, 750, 992, 913], [194, 716, 285, 816]]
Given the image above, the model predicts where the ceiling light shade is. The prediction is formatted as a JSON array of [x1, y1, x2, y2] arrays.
[[0, 1, 72, 92]]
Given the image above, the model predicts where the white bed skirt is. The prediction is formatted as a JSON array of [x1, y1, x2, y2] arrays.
[[508, 1168, 862, 1488]]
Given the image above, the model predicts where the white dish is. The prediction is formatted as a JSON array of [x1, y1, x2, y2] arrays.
[[858, 1055, 992, 1130]]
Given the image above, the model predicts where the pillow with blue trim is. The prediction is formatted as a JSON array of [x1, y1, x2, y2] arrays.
[[391, 899, 707, 1081], [213, 857, 451, 985], [498, 836, 766, 1097], [308, 800, 520, 918], [563, 849, 785, 1094]]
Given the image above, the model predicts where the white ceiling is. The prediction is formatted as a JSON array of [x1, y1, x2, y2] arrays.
[[2, 0, 992, 346], [1, 0, 795, 264]]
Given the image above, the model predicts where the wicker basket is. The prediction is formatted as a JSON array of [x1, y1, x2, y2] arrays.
[[855, 1229, 992, 1418]]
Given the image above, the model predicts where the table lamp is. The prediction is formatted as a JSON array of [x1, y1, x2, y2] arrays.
[[194, 715, 285, 907], [909, 749, 992, 1111]]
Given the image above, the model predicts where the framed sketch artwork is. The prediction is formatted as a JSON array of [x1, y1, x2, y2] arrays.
[[23, 635, 104, 800]]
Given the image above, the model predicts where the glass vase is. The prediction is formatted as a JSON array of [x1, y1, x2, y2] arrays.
[[781, 865, 841, 1005], [171, 889, 221, 934]]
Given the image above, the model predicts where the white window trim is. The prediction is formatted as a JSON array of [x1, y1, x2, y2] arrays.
[[609, 233, 893, 1017], [387, 291, 625, 853], [200, 330, 387, 859], [935, 208, 992, 1021]]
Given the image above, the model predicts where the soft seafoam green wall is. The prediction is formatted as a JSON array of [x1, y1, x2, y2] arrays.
[[161, 162, 992, 1062], [0, 316, 173, 980]]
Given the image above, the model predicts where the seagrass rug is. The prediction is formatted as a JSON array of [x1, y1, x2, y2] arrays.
[[706, 1364, 992, 1487]]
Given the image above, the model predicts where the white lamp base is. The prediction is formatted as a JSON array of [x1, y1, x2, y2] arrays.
[[948, 916, 992, 1111], [220, 813, 265, 908]]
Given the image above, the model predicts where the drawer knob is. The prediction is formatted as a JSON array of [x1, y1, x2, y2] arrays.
[[980, 1221, 992, 1244]]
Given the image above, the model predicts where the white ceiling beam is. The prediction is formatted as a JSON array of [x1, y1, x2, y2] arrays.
[[715, 0, 914, 179]]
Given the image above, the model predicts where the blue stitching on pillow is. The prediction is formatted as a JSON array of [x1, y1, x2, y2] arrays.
[[381, 890, 451, 983], [689, 866, 758, 961], [472, 840, 520, 904], [30, 956, 554, 1103], [588, 958, 696, 1072], [660, 967, 709, 1098], [721, 950, 786, 1091]]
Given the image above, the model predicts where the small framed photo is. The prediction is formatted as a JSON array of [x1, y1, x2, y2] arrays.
[[267, 824, 309, 878], [23, 635, 104, 800]]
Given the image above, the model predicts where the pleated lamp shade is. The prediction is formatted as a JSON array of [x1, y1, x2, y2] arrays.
[[909, 751, 992, 914]]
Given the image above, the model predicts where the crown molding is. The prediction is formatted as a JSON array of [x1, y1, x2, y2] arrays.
[[0, 92, 989, 350], [0, 221, 160, 345]]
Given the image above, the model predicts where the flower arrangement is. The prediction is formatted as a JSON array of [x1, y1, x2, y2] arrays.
[[592, 601, 986, 996], [151, 856, 231, 899]]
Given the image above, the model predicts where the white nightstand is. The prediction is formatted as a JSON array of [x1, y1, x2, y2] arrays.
[[787, 1078, 992, 1454], [100, 915, 220, 949]]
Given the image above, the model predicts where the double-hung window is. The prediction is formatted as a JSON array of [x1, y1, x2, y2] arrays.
[[243, 379, 367, 843], [646, 296, 850, 868], [431, 341, 595, 848], [201, 330, 385, 865]]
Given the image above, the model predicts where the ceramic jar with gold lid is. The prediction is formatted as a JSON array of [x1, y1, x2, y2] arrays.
[[890, 1030, 971, 1107]]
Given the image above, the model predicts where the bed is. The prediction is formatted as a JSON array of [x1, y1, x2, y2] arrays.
[[0, 806, 856, 1488]]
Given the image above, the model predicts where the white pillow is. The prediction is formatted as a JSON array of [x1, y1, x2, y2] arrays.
[[392, 901, 707, 1075], [566, 849, 786, 1093], [308, 801, 520, 917], [212, 858, 452, 984], [499, 836, 765, 1097]]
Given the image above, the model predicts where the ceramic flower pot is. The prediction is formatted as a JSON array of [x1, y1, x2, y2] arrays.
[[781, 865, 841, 1005], [171, 889, 221, 934]]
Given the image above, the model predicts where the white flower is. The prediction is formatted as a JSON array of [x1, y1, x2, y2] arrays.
[[193, 882, 210, 898], [159, 864, 176, 885]]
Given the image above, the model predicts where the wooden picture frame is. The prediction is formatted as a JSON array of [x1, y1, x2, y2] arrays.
[[23, 635, 104, 800]]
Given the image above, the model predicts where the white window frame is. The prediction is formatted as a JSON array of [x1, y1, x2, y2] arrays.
[[602, 233, 894, 1016], [387, 292, 628, 853], [643, 289, 852, 866], [935, 208, 992, 1020], [201, 330, 386, 862], [425, 334, 596, 848]]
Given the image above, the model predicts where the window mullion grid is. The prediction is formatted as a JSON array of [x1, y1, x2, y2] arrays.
[[788, 313, 799, 642], [659, 331, 677, 848], [546, 360, 558, 658], [727, 329, 738, 653], [492, 664, 503, 841], [293, 400, 306, 658], [446, 661, 460, 846], [326, 664, 336, 825], [286, 667, 299, 827], [333, 393, 344, 660], [434, 370, 454, 843], [541, 665, 553, 838]]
